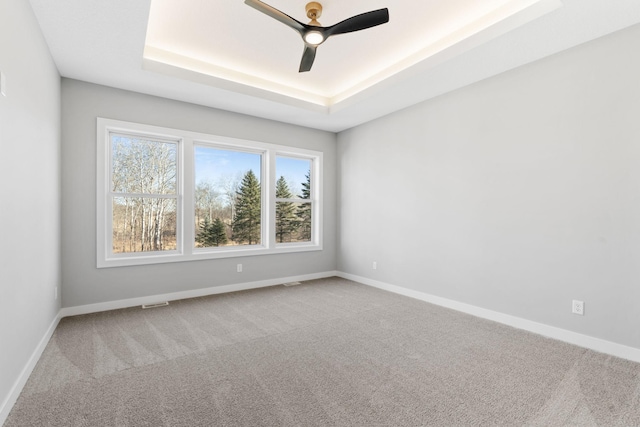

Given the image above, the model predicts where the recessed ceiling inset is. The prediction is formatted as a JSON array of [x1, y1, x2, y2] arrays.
[[143, 0, 562, 110]]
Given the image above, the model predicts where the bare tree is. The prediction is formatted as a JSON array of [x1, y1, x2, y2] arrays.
[[111, 136, 177, 253]]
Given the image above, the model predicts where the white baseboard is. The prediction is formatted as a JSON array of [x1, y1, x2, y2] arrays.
[[0, 312, 62, 427], [337, 271, 640, 364], [6, 270, 638, 426], [60, 271, 339, 318]]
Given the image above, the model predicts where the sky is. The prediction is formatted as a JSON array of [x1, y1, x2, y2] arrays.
[[195, 146, 310, 196], [276, 156, 311, 196]]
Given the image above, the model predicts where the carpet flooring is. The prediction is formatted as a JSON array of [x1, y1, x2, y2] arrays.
[[5, 277, 640, 426]]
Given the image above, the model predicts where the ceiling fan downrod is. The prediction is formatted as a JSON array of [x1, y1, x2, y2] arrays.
[[305, 2, 322, 26]]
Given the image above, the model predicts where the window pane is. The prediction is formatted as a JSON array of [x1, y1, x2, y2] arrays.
[[275, 156, 312, 244], [276, 201, 312, 243], [111, 135, 177, 194], [194, 146, 262, 247], [112, 197, 177, 253], [275, 156, 311, 200]]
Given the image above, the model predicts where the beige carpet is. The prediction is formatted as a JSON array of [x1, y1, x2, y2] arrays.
[[5, 277, 640, 426]]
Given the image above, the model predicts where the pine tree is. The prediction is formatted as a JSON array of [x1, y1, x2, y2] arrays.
[[296, 171, 312, 241], [197, 216, 229, 247], [275, 176, 299, 242], [211, 218, 228, 246], [195, 216, 214, 247], [232, 170, 261, 244]]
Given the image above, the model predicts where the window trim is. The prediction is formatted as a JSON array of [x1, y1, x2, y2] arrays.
[[97, 118, 323, 268]]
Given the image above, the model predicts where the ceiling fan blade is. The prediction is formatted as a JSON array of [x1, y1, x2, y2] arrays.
[[299, 45, 317, 72], [244, 0, 305, 35], [324, 8, 389, 37]]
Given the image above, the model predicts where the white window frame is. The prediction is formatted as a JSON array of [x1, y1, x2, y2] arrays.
[[97, 118, 323, 268]]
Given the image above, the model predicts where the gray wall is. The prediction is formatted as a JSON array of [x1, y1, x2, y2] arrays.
[[0, 0, 61, 415], [337, 23, 640, 349], [61, 80, 337, 307]]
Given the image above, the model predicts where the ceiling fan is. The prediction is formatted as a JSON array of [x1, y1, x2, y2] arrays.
[[244, 0, 390, 72]]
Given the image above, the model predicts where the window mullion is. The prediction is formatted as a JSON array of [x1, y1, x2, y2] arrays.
[[275, 198, 312, 203], [110, 192, 178, 199], [182, 137, 193, 256], [266, 149, 276, 249], [312, 155, 322, 246]]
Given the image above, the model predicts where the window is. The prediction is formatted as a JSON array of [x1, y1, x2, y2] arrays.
[[194, 146, 263, 249], [275, 156, 313, 244], [110, 134, 179, 254], [97, 118, 322, 267]]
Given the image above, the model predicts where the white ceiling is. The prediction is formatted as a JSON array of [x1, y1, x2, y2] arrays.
[[28, 0, 640, 132]]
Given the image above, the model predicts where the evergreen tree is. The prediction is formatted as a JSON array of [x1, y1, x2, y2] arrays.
[[195, 216, 214, 247], [296, 171, 312, 241], [275, 176, 299, 242], [232, 170, 261, 244], [211, 217, 228, 246], [196, 216, 228, 247]]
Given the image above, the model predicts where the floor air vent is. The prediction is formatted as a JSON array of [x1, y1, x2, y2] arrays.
[[142, 301, 169, 309]]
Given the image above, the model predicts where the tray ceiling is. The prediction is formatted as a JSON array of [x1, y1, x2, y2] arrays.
[[28, 0, 640, 131]]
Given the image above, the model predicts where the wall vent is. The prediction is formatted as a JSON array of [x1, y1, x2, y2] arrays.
[[142, 301, 169, 309], [283, 282, 302, 287]]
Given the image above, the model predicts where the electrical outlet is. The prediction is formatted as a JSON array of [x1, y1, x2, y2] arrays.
[[372, 261, 377, 270], [54, 286, 58, 300], [572, 300, 584, 315], [237, 263, 242, 273], [0, 71, 6, 97]]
